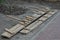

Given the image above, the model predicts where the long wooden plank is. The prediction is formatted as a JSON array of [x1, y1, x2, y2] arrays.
[[20, 10, 57, 34]]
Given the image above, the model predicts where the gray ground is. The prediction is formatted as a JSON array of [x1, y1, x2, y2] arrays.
[[0, 1, 60, 40], [34, 11, 60, 40]]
